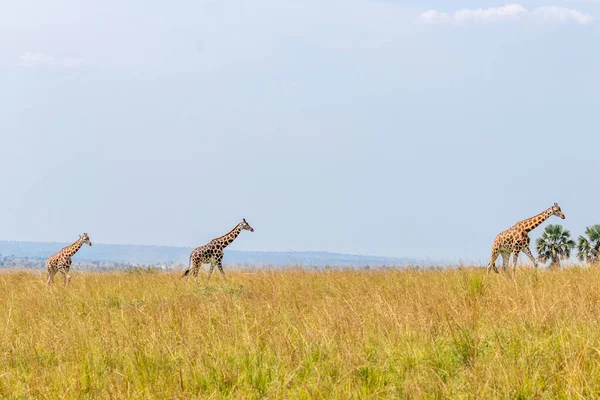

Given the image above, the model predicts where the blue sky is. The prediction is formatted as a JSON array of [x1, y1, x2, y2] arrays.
[[1, 1, 598, 263]]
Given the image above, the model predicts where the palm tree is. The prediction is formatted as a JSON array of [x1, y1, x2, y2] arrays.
[[535, 224, 575, 269], [577, 225, 600, 265]]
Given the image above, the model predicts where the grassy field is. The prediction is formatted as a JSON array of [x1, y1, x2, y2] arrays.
[[2, 266, 600, 399]]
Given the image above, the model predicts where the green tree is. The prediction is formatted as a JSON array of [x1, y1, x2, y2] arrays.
[[577, 224, 600, 265], [535, 224, 575, 269]]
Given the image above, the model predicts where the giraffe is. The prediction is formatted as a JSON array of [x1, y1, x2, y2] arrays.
[[46, 233, 92, 287], [486, 203, 565, 275], [182, 219, 254, 280]]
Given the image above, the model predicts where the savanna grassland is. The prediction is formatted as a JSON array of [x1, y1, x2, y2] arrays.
[[2, 267, 600, 399]]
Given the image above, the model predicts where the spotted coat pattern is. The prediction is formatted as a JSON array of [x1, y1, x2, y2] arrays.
[[486, 203, 565, 274], [46, 233, 92, 287], [182, 219, 254, 280]]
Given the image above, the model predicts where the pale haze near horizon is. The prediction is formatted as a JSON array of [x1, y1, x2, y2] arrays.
[[1, 0, 598, 264]]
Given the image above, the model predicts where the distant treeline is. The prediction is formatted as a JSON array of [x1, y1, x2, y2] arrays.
[[0, 241, 421, 269]]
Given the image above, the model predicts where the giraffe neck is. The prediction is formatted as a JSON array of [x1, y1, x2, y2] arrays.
[[63, 238, 84, 257], [518, 208, 553, 233], [216, 224, 243, 248]]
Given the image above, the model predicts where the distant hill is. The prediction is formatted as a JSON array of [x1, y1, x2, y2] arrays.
[[0, 240, 426, 268]]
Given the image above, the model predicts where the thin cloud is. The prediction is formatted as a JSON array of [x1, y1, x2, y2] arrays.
[[19, 52, 83, 69], [419, 4, 592, 26], [532, 6, 593, 24]]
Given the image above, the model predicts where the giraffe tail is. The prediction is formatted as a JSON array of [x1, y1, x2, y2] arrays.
[[182, 255, 192, 278]]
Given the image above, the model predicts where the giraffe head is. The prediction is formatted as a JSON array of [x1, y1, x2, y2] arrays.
[[241, 218, 254, 232], [551, 203, 565, 219], [79, 233, 93, 246]]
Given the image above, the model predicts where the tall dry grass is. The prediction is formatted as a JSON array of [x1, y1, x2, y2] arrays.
[[1, 266, 600, 398]]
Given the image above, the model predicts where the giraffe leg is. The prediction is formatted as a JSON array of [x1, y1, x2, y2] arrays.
[[511, 250, 520, 277], [522, 246, 538, 269], [46, 270, 57, 286], [191, 262, 200, 278], [501, 252, 509, 272], [207, 261, 216, 281], [193, 263, 204, 282], [59, 269, 71, 288], [216, 258, 226, 280], [486, 247, 500, 274]]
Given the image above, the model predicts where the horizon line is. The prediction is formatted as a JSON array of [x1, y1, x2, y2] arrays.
[[0, 238, 428, 261]]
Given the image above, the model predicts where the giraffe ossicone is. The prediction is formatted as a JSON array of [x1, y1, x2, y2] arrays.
[[46, 233, 93, 287], [182, 219, 254, 280], [486, 203, 565, 275]]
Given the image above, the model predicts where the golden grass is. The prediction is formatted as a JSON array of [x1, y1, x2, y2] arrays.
[[2, 266, 600, 398]]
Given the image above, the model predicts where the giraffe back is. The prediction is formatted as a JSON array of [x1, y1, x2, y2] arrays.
[[191, 240, 225, 264]]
